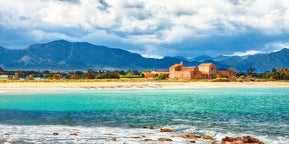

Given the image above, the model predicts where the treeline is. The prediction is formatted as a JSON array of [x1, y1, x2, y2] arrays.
[[213, 67, 289, 82], [1, 67, 289, 81], [0, 67, 143, 80], [262, 68, 289, 80], [235, 67, 289, 81]]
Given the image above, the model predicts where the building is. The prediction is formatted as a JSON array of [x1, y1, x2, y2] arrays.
[[198, 63, 217, 79], [143, 72, 156, 79], [169, 62, 216, 79], [143, 70, 170, 79]]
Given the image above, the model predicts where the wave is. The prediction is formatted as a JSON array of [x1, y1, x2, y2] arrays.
[[0, 124, 288, 144]]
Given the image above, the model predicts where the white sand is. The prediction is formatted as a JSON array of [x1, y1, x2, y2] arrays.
[[0, 81, 288, 90]]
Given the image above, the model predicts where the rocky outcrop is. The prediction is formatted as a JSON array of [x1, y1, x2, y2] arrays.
[[158, 138, 173, 141], [143, 126, 153, 129], [52, 132, 59, 135], [69, 133, 78, 136], [221, 136, 264, 144], [177, 133, 201, 139], [160, 128, 176, 132], [202, 135, 214, 140]]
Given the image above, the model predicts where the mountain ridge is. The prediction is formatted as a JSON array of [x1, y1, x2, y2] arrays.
[[1, 40, 288, 72], [0, 40, 205, 70], [218, 48, 289, 72]]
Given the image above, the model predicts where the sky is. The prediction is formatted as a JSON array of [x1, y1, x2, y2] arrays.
[[0, 0, 289, 58]]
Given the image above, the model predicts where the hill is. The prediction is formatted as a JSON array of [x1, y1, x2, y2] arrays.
[[219, 48, 289, 72], [0, 40, 203, 70]]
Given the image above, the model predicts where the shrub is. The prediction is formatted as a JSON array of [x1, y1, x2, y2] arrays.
[[210, 78, 229, 82], [158, 73, 167, 80]]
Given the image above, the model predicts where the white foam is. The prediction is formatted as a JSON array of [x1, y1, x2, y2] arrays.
[[0, 124, 287, 143]]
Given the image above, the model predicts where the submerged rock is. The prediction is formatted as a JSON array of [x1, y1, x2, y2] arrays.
[[130, 136, 142, 139], [110, 137, 117, 141], [69, 133, 78, 136], [158, 138, 173, 141], [177, 134, 201, 139], [143, 126, 154, 129], [202, 135, 214, 140], [221, 136, 264, 144], [160, 128, 176, 132], [2, 133, 9, 136], [52, 132, 59, 135], [144, 139, 155, 141]]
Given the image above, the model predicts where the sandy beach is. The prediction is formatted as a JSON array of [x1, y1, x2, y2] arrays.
[[0, 81, 289, 90]]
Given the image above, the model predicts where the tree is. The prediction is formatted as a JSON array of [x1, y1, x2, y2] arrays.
[[158, 73, 167, 80], [52, 74, 61, 80], [15, 71, 24, 79], [262, 71, 274, 79], [43, 70, 50, 74], [70, 73, 79, 79], [126, 71, 137, 77], [0, 67, 4, 75], [228, 67, 237, 76], [83, 70, 95, 79], [278, 67, 289, 80], [247, 67, 256, 75]]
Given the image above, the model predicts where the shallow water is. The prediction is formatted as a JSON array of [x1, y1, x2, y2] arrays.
[[0, 88, 288, 143]]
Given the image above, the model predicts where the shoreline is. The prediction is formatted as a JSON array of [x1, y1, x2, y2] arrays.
[[0, 81, 289, 90]]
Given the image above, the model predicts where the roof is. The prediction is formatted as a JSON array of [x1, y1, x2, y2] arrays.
[[199, 63, 214, 66], [181, 67, 197, 71], [170, 64, 182, 68]]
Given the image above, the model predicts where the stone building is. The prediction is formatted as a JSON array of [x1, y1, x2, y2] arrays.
[[169, 62, 216, 79], [198, 63, 217, 79]]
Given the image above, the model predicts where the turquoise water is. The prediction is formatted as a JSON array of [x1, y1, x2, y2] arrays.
[[0, 88, 289, 143]]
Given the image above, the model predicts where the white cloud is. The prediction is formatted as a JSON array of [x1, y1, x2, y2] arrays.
[[230, 41, 289, 56], [264, 42, 289, 52], [1, 0, 289, 56], [231, 50, 261, 56]]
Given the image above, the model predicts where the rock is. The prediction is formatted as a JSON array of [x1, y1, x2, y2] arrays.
[[52, 132, 59, 135], [160, 128, 176, 132], [202, 135, 214, 140], [190, 141, 196, 143], [177, 134, 201, 139], [130, 136, 142, 139], [143, 126, 153, 129], [144, 139, 155, 141], [242, 136, 264, 144], [3, 133, 9, 136], [158, 138, 173, 141], [69, 133, 78, 136], [110, 137, 117, 141], [104, 133, 113, 135], [221, 136, 264, 144]]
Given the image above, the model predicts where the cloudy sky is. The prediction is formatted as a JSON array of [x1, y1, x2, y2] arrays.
[[0, 0, 289, 58]]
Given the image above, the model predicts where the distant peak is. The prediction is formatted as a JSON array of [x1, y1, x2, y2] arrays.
[[50, 39, 70, 43], [280, 48, 289, 52]]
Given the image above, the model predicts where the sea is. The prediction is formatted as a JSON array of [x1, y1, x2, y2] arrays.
[[0, 87, 288, 144]]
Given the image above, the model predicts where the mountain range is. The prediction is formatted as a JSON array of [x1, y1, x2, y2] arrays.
[[0, 40, 288, 72]]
